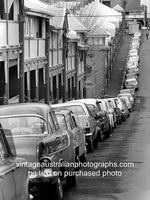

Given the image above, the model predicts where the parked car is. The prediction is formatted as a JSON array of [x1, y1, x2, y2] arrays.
[[117, 93, 134, 105], [102, 98, 118, 129], [126, 65, 139, 75], [128, 49, 138, 57], [96, 99, 115, 131], [120, 89, 136, 101], [106, 98, 122, 125], [124, 78, 138, 90], [128, 55, 139, 66], [54, 109, 86, 162], [119, 98, 130, 119], [0, 128, 29, 200], [125, 72, 138, 80], [51, 102, 98, 153], [134, 31, 141, 37], [0, 103, 78, 200], [119, 96, 133, 112], [112, 97, 128, 121], [69, 99, 112, 140]]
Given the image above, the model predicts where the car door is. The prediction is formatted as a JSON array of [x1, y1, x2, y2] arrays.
[[69, 114, 85, 157], [48, 112, 75, 169], [1, 128, 29, 200], [13, 158, 28, 200], [0, 129, 17, 200]]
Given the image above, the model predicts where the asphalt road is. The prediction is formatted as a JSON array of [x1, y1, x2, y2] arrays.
[[63, 33, 150, 200]]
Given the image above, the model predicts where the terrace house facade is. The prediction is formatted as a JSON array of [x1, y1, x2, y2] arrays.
[[0, 0, 24, 104]]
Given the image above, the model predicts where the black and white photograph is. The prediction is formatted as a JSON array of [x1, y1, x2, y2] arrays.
[[0, 0, 150, 199]]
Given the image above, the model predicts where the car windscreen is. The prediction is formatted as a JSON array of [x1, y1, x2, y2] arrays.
[[97, 101, 106, 111], [57, 105, 86, 116], [0, 116, 48, 135], [86, 104, 99, 114], [0, 116, 48, 162]]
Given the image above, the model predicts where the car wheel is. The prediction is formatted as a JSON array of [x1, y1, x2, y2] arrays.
[[87, 139, 94, 153], [105, 126, 112, 138], [119, 119, 122, 125], [97, 129, 104, 142], [66, 172, 77, 188], [80, 152, 87, 163], [52, 177, 63, 200], [93, 138, 98, 148], [75, 154, 80, 171], [114, 122, 117, 128]]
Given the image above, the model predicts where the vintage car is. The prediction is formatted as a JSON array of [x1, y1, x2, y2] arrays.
[[120, 89, 136, 101], [112, 97, 129, 121], [54, 109, 86, 162], [0, 103, 78, 200], [97, 99, 115, 131], [106, 98, 122, 125], [0, 128, 29, 200], [69, 99, 111, 140], [51, 102, 98, 153], [124, 78, 139, 90]]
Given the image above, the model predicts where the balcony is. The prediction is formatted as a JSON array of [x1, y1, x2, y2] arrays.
[[25, 38, 46, 60], [0, 20, 19, 48]]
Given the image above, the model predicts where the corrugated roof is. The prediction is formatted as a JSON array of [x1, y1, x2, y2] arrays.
[[68, 14, 88, 32], [24, 0, 54, 17]]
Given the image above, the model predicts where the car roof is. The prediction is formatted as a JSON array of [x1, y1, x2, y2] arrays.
[[69, 98, 98, 105], [125, 78, 136, 81], [0, 103, 51, 119], [51, 101, 86, 108], [118, 93, 131, 96]]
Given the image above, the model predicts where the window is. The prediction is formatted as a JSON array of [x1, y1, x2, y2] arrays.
[[56, 114, 67, 131], [25, 17, 29, 36], [36, 17, 43, 38], [0, 0, 5, 19], [30, 17, 36, 37], [79, 50, 84, 62], [48, 112, 57, 133], [9, 3, 14, 20], [0, 130, 8, 162]]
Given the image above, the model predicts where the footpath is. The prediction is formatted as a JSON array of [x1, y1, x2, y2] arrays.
[[105, 34, 131, 97]]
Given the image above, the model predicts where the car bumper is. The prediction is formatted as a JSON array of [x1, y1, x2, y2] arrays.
[[29, 175, 58, 195]]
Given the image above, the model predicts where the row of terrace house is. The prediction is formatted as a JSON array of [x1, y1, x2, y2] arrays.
[[0, 0, 89, 105], [0, 0, 125, 105]]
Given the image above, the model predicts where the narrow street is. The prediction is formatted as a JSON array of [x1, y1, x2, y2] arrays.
[[63, 32, 150, 200]]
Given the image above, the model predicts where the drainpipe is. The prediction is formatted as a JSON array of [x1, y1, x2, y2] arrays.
[[4, 0, 9, 104], [62, 30, 67, 102], [45, 19, 50, 104], [19, 0, 25, 103]]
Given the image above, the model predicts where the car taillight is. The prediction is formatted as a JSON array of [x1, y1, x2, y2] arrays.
[[85, 121, 91, 133]]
